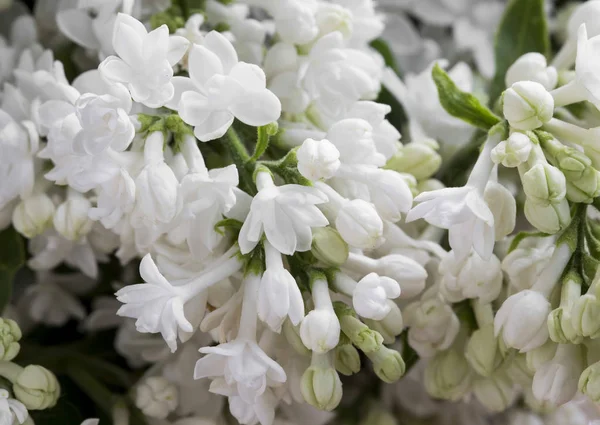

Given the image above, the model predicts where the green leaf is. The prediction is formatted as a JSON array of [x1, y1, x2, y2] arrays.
[[432, 64, 501, 131], [489, 0, 550, 102], [0, 227, 25, 312]]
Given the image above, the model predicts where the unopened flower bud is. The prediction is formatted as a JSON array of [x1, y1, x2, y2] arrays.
[[336, 199, 384, 250], [579, 360, 600, 403], [465, 324, 502, 377], [301, 353, 343, 411], [566, 167, 600, 203], [135, 376, 178, 419], [494, 290, 552, 352], [506, 53, 558, 90], [424, 349, 472, 401], [297, 138, 341, 181], [353, 273, 400, 321], [570, 294, 600, 339], [311, 227, 349, 267], [473, 372, 518, 412], [490, 132, 533, 168], [367, 346, 405, 383], [338, 310, 383, 354], [548, 307, 582, 344], [385, 141, 442, 180], [13, 365, 60, 410], [0, 318, 21, 361], [12, 194, 55, 238], [53, 198, 93, 241], [522, 163, 567, 204], [553, 146, 591, 181], [334, 343, 361, 376], [300, 308, 340, 354], [524, 198, 571, 234], [503, 81, 554, 131]]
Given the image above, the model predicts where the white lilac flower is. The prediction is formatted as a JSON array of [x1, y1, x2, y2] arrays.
[[116, 249, 242, 351], [99, 13, 189, 108], [0, 389, 27, 425], [168, 31, 281, 141], [238, 171, 328, 255], [406, 129, 501, 261]]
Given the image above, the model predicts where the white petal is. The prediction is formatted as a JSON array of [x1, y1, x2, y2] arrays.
[[167, 35, 190, 66], [203, 30, 238, 73], [165, 76, 197, 110], [57, 9, 99, 49], [188, 44, 224, 88], [230, 89, 281, 127], [193, 110, 234, 142]]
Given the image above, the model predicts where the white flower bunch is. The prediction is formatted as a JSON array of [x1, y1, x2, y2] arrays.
[[4, 1, 600, 425]]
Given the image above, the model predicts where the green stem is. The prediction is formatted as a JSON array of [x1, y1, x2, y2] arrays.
[[67, 364, 116, 416], [223, 127, 256, 194], [249, 124, 277, 162], [0, 361, 23, 382]]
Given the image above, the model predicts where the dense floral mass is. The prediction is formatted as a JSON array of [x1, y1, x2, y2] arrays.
[[3, 0, 600, 424]]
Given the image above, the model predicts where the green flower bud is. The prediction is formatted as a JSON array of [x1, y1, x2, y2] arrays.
[[334, 344, 361, 376], [0, 319, 21, 361], [385, 141, 442, 180], [570, 294, 600, 339], [522, 163, 567, 204], [548, 307, 583, 344], [566, 167, 600, 203], [311, 227, 349, 267], [554, 147, 592, 181], [13, 365, 60, 410], [548, 272, 583, 344], [367, 346, 405, 384], [425, 349, 473, 401], [579, 360, 600, 403], [472, 372, 517, 412], [301, 354, 343, 411], [524, 198, 571, 234], [339, 313, 383, 354], [465, 324, 502, 377]]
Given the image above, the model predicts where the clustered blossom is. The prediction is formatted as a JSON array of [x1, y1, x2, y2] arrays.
[[4, 1, 600, 425]]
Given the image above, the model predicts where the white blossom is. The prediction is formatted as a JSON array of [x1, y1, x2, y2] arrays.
[[99, 13, 189, 108]]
